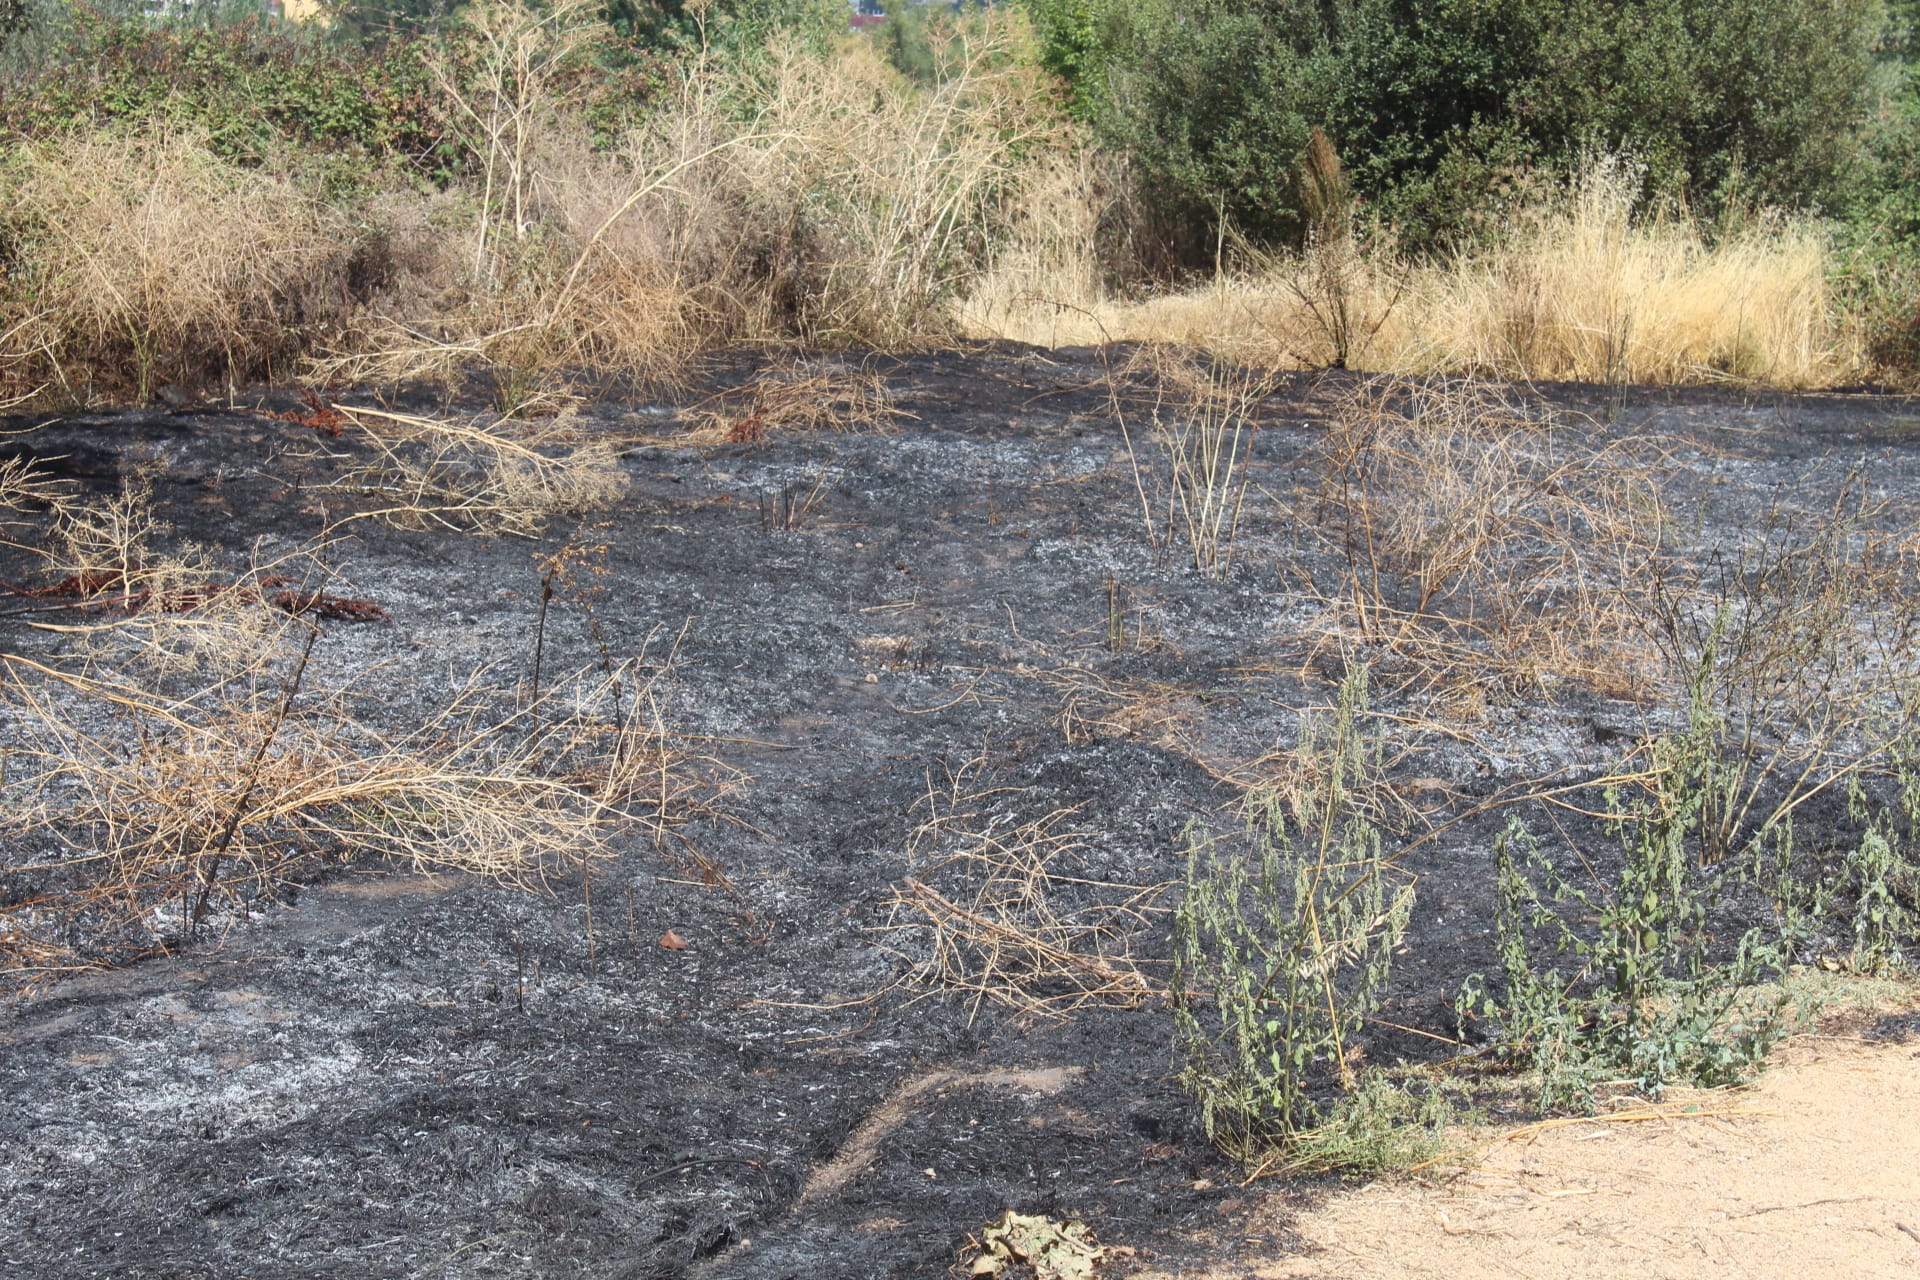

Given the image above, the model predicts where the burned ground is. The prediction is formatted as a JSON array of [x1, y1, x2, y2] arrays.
[[1, 346, 1917, 1278]]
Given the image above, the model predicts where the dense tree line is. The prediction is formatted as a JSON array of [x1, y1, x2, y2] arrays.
[[7, 0, 1920, 269], [1022, 0, 1897, 254]]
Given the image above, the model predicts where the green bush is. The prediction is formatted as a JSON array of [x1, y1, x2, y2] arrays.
[[0, 5, 686, 193], [1466, 788, 1797, 1113], [1843, 758, 1920, 973], [1171, 668, 1419, 1165], [1016, 0, 1103, 117], [0, 11, 449, 178], [1083, 0, 1341, 254], [604, 0, 845, 60], [1022, 0, 1884, 259]]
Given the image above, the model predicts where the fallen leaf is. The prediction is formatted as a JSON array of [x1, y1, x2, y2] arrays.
[[966, 1211, 1108, 1280], [659, 930, 688, 950]]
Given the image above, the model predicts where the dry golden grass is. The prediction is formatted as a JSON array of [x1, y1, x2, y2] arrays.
[[678, 357, 907, 445], [955, 151, 1112, 348], [750, 23, 1065, 346], [0, 127, 355, 403], [314, 0, 714, 397], [325, 403, 631, 538], [1109, 349, 1272, 578], [0, 27, 1861, 403], [0, 639, 722, 976], [321, 4, 1064, 400], [1277, 377, 1674, 707], [970, 154, 1851, 389], [1394, 156, 1843, 386], [0, 482, 725, 983]]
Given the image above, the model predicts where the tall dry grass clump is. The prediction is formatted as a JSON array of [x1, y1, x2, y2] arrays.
[[956, 150, 1112, 347], [0, 2, 1069, 409], [749, 24, 1065, 345], [328, 2, 1065, 403], [316, 0, 707, 399], [0, 128, 357, 403], [981, 152, 1849, 388], [1390, 154, 1843, 386], [1108, 349, 1271, 579]]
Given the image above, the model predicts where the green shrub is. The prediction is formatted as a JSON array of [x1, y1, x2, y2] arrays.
[[1171, 668, 1419, 1165], [0, 11, 449, 179], [1015, 0, 1103, 117], [604, 0, 845, 61], [1282, 1068, 1469, 1177], [1466, 794, 1797, 1113], [1022, 0, 1884, 260], [1086, 0, 1340, 254], [1349, 0, 1877, 235], [1843, 757, 1920, 973]]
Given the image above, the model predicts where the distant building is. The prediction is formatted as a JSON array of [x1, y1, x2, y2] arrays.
[[264, 0, 329, 22]]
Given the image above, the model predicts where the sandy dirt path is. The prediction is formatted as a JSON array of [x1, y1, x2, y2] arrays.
[[1166, 1008, 1920, 1280]]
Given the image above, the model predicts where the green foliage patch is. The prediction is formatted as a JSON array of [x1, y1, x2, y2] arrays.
[[1171, 668, 1429, 1167], [1021, 0, 1884, 255]]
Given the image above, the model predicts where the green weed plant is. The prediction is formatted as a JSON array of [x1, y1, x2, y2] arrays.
[[1171, 668, 1422, 1166]]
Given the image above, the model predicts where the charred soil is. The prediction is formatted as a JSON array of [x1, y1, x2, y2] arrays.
[[2, 346, 1918, 1278]]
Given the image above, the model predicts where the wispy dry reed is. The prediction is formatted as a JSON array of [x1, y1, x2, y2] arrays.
[[0, 128, 355, 403], [971, 153, 1850, 388]]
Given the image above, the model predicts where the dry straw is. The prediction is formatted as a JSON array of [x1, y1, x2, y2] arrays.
[[1284, 376, 1672, 704], [319, 3, 1064, 402], [0, 127, 353, 402], [968, 151, 1849, 389], [879, 756, 1170, 1022], [0, 481, 725, 985], [325, 403, 631, 538]]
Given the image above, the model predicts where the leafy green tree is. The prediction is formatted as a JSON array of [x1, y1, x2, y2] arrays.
[[604, 0, 844, 59], [1093, 0, 1345, 253], [1514, 0, 1879, 211], [1022, 0, 1884, 260], [875, 0, 938, 83], [1017, 0, 1105, 116]]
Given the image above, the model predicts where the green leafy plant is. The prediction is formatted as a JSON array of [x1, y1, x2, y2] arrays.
[[1466, 786, 1797, 1113], [1171, 667, 1417, 1163], [1844, 828, 1920, 971], [1281, 1068, 1468, 1177], [0, 11, 448, 176], [1640, 478, 1920, 867], [1842, 752, 1920, 972]]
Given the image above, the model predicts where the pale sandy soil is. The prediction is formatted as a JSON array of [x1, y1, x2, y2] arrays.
[[1153, 1003, 1920, 1280]]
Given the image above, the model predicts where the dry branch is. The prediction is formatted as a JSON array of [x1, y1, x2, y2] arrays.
[[879, 758, 1170, 1021]]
